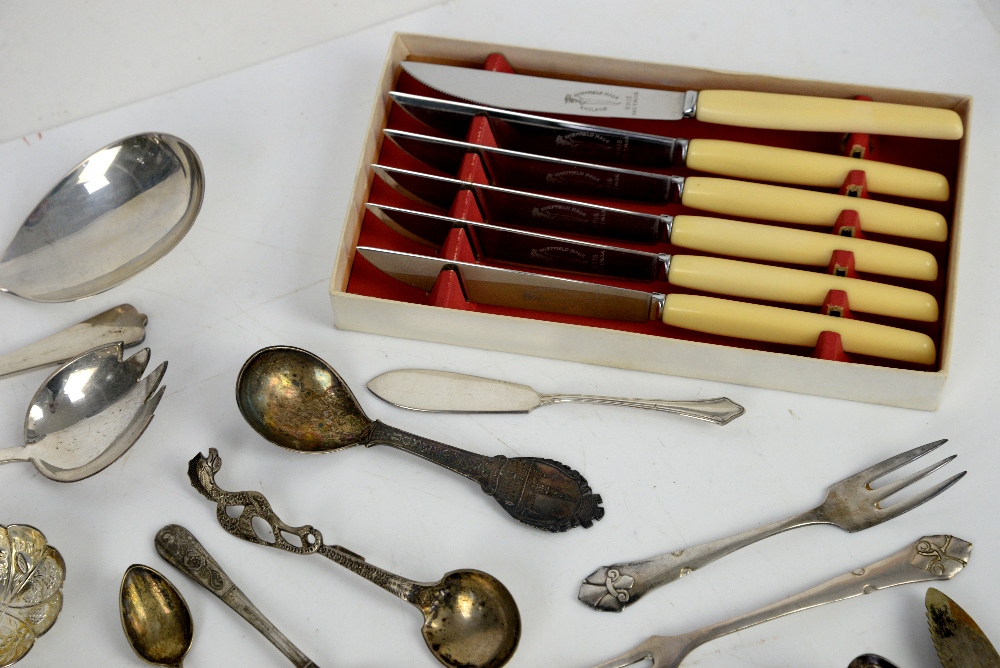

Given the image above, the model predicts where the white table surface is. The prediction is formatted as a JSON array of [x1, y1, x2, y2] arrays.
[[1, 2, 998, 666]]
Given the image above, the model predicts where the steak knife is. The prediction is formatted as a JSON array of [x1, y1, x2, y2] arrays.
[[367, 203, 938, 321], [372, 165, 939, 281], [390, 91, 950, 201], [382, 129, 948, 242], [355, 246, 936, 365], [926, 588, 1000, 668], [401, 61, 964, 140]]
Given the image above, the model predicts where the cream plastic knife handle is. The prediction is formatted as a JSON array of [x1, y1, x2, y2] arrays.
[[670, 215, 938, 281], [686, 138, 950, 201], [667, 255, 938, 321], [662, 293, 936, 364], [682, 177, 948, 242], [695, 90, 964, 140]]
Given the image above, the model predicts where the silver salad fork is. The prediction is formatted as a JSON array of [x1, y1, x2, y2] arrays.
[[580, 439, 964, 612]]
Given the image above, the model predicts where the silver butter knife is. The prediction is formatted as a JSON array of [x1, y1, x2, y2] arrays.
[[367, 369, 744, 426]]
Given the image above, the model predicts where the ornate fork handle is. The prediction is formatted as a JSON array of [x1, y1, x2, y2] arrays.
[[581, 508, 823, 611], [539, 395, 745, 425], [589, 535, 972, 668], [367, 421, 604, 532], [188, 449, 425, 603]]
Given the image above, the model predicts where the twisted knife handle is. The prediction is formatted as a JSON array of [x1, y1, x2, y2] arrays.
[[367, 421, 604, 532], [155, 524, 320, 668], [539, 394, 744, 425]]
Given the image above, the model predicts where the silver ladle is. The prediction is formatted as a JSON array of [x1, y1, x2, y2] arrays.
[[0, 342, 166, 481], [0, 133, 203, 302], [189, 448, 522, 668]]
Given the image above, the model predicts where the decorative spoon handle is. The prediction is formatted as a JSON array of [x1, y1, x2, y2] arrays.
[[539, 394, 744, 425], [368, 421, 604, 532], [589, 535, 971, 668], [155, 524, 321, 668], [187, 449, 426, 605], [0, 304, 147, 379]]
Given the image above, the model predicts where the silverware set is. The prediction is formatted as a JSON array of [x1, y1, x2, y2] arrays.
[[0, 58, 977, 668], [357, 64, 958, 365]]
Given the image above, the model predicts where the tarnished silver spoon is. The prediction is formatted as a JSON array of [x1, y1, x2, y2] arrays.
[[120, 564, 193, 668], [155, 524, 321, 667], [189, 448, 521, 668], [0, 342, 166, 481], [0, 133, 203, 302]]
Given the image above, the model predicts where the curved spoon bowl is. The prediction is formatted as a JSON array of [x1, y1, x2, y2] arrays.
[[0, 133, 204, 302], [418, 570, 521, 668], [25, 342, 149, 440], [236, 345, 371, 452], [120, 564, 193, 668]]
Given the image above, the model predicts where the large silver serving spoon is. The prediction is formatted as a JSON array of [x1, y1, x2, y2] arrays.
[[189, 448, 522, 668], [0, 133, 203, 302], [120, 564, 194, 668], [0, 342, 166, 481], [0, 304, 147, 379]]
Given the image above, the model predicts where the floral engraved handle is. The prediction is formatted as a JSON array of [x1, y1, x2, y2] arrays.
[[187, 449, 423, 604], [154, 521, 321, 668], [367, 421, 605, 532], [155, 524, 233, 595]]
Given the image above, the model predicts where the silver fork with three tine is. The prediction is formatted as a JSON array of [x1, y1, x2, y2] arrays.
[[579, 439, 965, 612]]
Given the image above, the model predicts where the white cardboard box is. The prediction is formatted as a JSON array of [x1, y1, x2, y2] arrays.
[[330, 33, 970, 410]]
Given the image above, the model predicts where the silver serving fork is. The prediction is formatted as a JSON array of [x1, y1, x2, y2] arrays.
[[580, 439, 964, 612], [588, 534, 971, 668]]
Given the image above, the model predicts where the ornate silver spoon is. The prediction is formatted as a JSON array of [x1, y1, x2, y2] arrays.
[[236, 345, 603, 532], [189, 448, 521, 668], [154, 524, 321, 668]]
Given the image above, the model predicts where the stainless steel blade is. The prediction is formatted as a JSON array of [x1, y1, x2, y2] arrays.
[[372, 165, 669, 243], [355, 246, 659, 322], [389, 91, 687, 168], [401, 61, 691, 121], [383, 129, 683, 204], [368, 369, 543, 413], [365, 203, 665, 281]]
